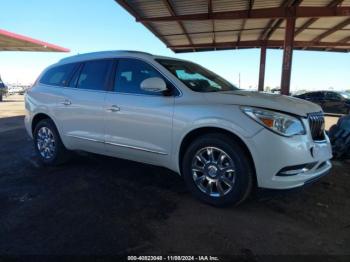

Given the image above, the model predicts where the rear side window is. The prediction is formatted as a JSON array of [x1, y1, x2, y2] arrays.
[[76, 60, 112, 90], [40, 63, 77, 86], [308, 92, 324, 99]]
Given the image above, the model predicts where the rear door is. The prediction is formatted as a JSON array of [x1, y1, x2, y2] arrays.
[[54, 59, 113, 154], [104, 58, 175, 165]]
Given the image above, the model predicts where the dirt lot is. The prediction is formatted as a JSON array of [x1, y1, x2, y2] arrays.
[[0, 95, 350, 260]]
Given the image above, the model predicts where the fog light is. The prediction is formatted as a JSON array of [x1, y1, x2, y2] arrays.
[[277, 162, 317, 176]]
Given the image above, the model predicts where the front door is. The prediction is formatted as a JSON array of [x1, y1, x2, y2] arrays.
[[324, 92, 343, 114], [104, 58, 175, 165]]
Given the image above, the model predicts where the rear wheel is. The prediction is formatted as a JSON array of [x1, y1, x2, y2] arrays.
[[33, 118, 70, 166], [182, 134, 254, 206]]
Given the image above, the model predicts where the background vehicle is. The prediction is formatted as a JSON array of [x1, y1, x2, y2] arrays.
[[0, 75, 8, 101], [7, 85, 27, 95], [294, 91, 350, 115], [24, 51, 332, 206]]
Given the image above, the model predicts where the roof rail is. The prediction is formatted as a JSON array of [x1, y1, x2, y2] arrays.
[[59, 50, 153, 63]]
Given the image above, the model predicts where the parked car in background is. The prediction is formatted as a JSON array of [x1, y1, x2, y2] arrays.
[[7, 85, 26, 95], [0, 77, 8, 101], [294, 91, 350, 115], [25, 51, 333, 206]]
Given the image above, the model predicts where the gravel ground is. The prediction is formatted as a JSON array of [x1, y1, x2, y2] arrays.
[[0, 96, 349, 261]]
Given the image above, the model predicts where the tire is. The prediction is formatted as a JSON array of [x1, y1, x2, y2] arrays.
[[33, 118, 70, 166], [182, 133, 254, 206]]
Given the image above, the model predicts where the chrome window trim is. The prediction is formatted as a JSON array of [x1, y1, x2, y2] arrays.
[[39, 56, 183, 97]]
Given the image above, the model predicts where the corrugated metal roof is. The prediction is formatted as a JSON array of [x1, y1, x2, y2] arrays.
[[300, 0, 331, 7], [253, 0, 285, 9], [115, 0, 350, 53], [171, 0, 209, 15], [213, 0, 249, 12]]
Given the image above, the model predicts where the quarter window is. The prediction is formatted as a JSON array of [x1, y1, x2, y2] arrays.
[[76, 60, 112, 90], [40, 63, 77, 86], [114, 59, 168, 95]]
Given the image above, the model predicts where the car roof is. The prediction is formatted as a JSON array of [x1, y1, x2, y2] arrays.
[[302, 90, 339, 94], [58, 50, 186, 65]]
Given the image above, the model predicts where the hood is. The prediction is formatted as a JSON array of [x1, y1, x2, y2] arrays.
[[202, 90, 322, 117]]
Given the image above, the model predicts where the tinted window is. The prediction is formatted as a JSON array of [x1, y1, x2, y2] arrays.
[[341, 92, 350, 99], [115, 59, 167, 95], [307, 92, 324, 99], [325, 92, 342, 100], [40, 63, 77, 86], [76, 60, 112, 90], [157, 59, 238, 92], [68, 63, 82, 88]]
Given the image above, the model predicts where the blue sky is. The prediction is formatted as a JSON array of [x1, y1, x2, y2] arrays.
[[0, 0, 349, 91]]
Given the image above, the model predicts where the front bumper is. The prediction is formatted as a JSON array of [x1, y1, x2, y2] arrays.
[[247, 123, 333, 190]]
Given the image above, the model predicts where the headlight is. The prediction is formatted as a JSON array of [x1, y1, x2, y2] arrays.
[[241, 107, 305, 137]]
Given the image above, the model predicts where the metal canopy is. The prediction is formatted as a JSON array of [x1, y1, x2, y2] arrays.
[[115, 0, 350, 95], [116, 0, 350, 53], [0, 29, 70, 52]]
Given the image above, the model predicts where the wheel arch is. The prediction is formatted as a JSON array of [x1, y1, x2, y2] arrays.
[[178, 126, 257, 185], [31, 113, 55, 134]]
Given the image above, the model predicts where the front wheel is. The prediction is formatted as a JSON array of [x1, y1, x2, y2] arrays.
[[182, 134, 254, 206]]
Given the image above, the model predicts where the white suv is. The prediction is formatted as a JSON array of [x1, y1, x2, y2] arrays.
[[25, 51, 332, 206]]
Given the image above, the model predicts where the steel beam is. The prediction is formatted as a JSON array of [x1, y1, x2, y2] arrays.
[[162, 0, 194, 50], [137, 7, 350, 22], [115, 0, 171, 46], [258, 46, 267, 92], [237, 0, 255, 43], [311, 17, 350, 42], [338, 35, 350, 43], [295, 0, 344, 36], [280, 15, 296, 96], [259, 0, 301, 41], [168, 40, 350, 49]]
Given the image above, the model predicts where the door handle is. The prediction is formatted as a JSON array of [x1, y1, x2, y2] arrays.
[[106, 105, 120, 112], [60, 99, 71, 106]]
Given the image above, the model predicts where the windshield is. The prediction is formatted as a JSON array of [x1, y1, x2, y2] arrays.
[[156, 59, 238, 92], [341, 92, 350, 99]]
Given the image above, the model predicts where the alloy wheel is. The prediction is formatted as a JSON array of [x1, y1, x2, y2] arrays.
[[191, 146, 236, 197], [36, 126, 56, 159]]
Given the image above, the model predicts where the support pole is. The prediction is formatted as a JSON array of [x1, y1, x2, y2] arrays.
[[258, 46, 266, 92], [280, 14, 296, 95]]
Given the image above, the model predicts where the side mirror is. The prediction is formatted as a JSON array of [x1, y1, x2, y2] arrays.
[[140, 77, 167, 93]]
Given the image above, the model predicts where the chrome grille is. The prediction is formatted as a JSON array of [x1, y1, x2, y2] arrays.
[[307, 112, 325, 141]]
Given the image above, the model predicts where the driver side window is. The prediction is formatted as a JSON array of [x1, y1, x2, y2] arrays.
[[114, 59, 170, 95]]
